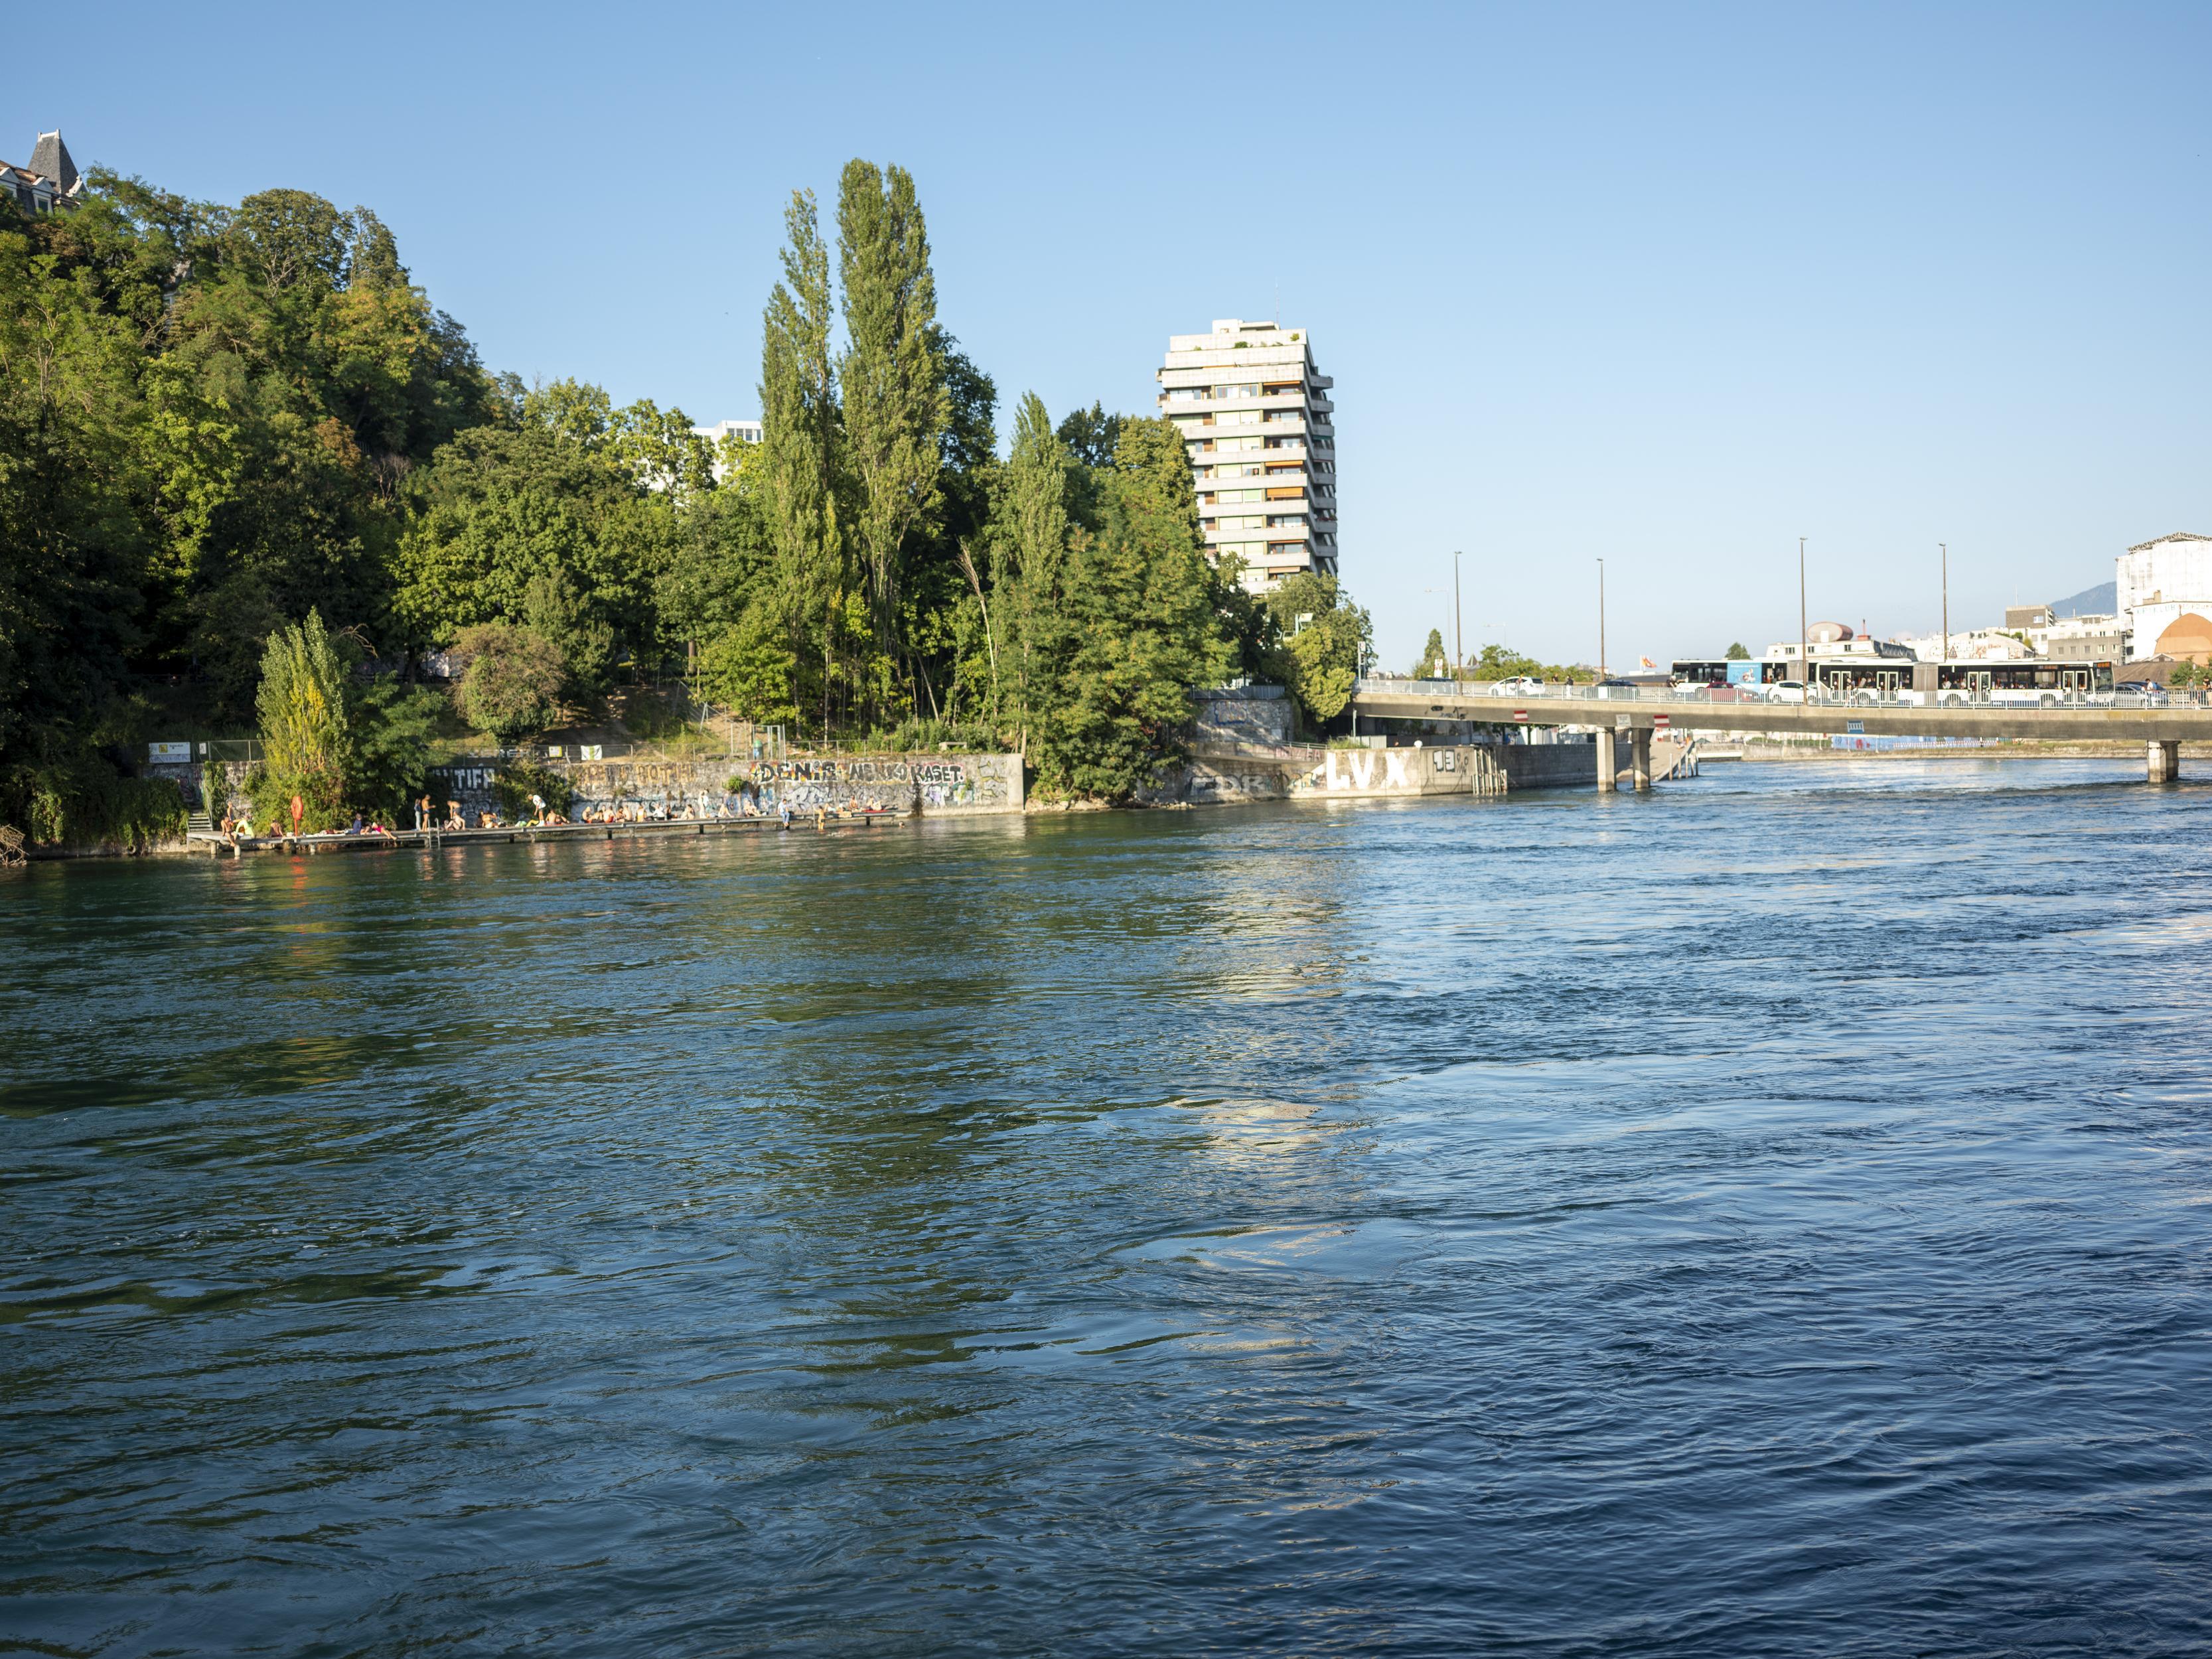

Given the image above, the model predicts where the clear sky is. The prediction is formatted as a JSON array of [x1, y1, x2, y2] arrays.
[[25, 1, 2211, 668]]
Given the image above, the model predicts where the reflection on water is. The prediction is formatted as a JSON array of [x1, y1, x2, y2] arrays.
[[4, 760, 2211, 1655]]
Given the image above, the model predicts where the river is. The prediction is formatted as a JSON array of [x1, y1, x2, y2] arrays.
[[5, 758, 2209, 1655]]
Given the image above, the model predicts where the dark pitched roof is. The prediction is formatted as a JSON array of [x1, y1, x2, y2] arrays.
[[27, 131, 76, 192]]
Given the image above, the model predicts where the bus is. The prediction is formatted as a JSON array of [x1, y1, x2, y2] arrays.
[[1928, 659, 2114, 707], [1670, 658, 1763, 691], [1808, 658, 2115, 705]]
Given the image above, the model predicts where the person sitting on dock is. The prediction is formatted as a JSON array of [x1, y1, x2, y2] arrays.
[[445, 801, 464, 831], [346, 811, 365, 835]]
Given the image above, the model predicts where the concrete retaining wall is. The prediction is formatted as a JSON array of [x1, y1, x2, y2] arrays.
[[1148, 739, 1607, 806], [1148, 745, 1501, 804]]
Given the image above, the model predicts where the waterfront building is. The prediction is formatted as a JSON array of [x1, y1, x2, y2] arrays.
[[3, 130, 82, 216], [2115, 531, 2212, 662], [1157, 319, 1337, 591]]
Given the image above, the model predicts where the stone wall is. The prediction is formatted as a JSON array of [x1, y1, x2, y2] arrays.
[[1193, 685, 1295, 749], [426, 751, 1024, 820]]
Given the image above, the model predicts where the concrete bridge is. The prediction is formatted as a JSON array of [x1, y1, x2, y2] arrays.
[[1347, 680, 2211, 788]]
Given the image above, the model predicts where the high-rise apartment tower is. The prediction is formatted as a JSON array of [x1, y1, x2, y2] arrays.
[[1157, 319, 1337, 591]]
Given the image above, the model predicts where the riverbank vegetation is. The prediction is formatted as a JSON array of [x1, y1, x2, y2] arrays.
[[0, 155, 1368, 840]]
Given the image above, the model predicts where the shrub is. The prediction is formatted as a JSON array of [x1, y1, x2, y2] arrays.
[[243, 764, 346, 833], [454, 623, 566, 743], [494, 757, 573, 820], [3, 761, 186, 850]]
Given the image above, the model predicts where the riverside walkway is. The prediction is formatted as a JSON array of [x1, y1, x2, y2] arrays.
[[186, 811, 912, 857], [1348, 679, 2212, 788]]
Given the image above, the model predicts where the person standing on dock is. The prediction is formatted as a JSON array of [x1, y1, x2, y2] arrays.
[[289, 794, 303, 837]]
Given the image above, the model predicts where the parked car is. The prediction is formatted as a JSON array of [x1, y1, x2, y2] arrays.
[[2116, 680, 2170, 705], [1591, 678, 1642, 699], [1759, 680, 1808, 705], [1489, 676, 1544, 696]]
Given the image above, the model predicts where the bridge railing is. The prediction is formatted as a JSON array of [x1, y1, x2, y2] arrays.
[[1354, 678, 2191, 712]]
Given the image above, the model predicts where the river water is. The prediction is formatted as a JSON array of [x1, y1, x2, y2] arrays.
[[5, 758, 2211, 1656]]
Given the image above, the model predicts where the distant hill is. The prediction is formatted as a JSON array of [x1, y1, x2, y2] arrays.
[[2051, 580, 2116, 618]]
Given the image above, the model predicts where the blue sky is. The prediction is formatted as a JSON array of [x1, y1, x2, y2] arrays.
[[28, 1, 2211, 667]]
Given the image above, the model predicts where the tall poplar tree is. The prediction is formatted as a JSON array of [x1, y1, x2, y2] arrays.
[[836, 160, 947, 668], [759, 189, 845, 736], [992, 392, 1078, 744]]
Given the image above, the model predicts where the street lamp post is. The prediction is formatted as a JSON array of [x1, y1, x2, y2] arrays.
[[1941, 542, 1949, 661], [1453, 550, 1463, 682], [1799, 537, 1809, 691], [1597, 557, 1607, 678]]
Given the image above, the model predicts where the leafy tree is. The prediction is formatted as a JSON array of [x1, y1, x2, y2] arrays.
[[1414, 627, 1449, 678], [759, 187, 847, 737], [388, 415, 668, 674], [836, 159, 946, 656], [990, 392, 1079, 745], [254, 609, 348, 826], [454, 622, 565, 742], [1474, 642, 1568, 681], [1208, 551, 1280, 685], [698, 603, 800, 726], [524, 569, 615, 701], [345, 679, 444, 817], [1028, 417, 1230, 799], [1265, 572, 1371, 725], [1725, 642, 1751, 660], [657, 457, 774, 652], [1056, 402, 1122, 469]]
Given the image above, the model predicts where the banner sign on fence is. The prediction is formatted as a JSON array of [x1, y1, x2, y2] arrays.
[[148, 741, 191, 764]]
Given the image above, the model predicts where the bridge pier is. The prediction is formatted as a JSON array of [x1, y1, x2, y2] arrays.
[[1631, 729, 1653, 792], [2149, 739, 2181, 783], [1595, 729, 1616, 792]]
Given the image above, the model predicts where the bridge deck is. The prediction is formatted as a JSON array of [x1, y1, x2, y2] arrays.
[[1349, 684, 2212, 743]]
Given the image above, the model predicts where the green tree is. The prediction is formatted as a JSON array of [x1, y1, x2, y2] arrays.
[[990, 392, 1079, 745], [836, 159, 946, 659], [1029, 417, 1230, 800], [1475, 642, 1545, 680], [698, 603, 800, 726], [1725, 642, 1751, 660], [759, 188, 847, 739], [388, 415, 668, 676], [1056, 402, 1122, 469], [455, 622, 565, 742], [1266, 572, 1371, 725], [1414, 627, 1449, 678], [254, 609, 349, 826], [345, 678, 443, 817]]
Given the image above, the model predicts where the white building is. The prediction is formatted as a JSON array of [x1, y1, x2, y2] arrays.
[[1157, 319, 1337, 591], [692, 419, 763, 483], [2116, 532, 2212, 661]]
